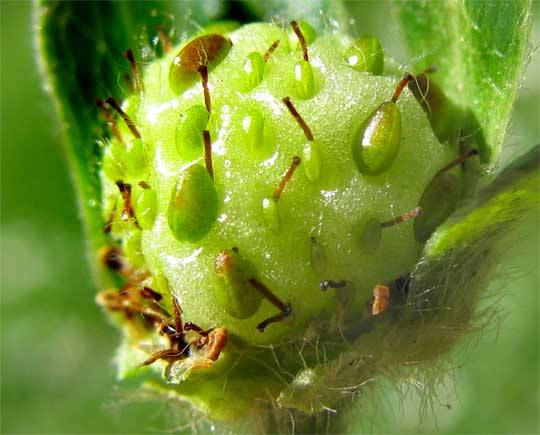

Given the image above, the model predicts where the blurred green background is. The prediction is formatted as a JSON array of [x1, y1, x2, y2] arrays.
[[1, 1, 538, 433]]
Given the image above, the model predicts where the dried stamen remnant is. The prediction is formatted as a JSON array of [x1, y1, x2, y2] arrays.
[[352, 73, 414, 176], [371, 285, 390, 315], [320, 280, 346, 292], [353, 207, 423, 254], [263, 39, 280, 62], [168, 164, 218, 242], [273, 156, 301, 202], [283, 97, 321, 181], [124, 49, 143, 94], [282, 97, 313, 140], [249, 278, 292, 332], [289, 20, 316, 51], [344, 35, 384, 75], [99, 245, 125, 273], [380, 207, 422, 228], [262, 156, 301, 231], [290, 20, 309, 62], [184, 321, 212, 336], [169, 34, 232, 94], [116, 181, 138, 225], [137, 294, 228, 375], [199, 65, 212, 113], [437, 149, 479, 173], [96, 99, 122, 143], [96, 277, 166, 328], [203, 129, 214, 179], [140, 286, 163, 302], [139, 297, 189, 370], [104, 97, 141, 139]]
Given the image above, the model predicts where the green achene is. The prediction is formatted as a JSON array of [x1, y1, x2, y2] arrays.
[[214, 248, 262, 319], [169, 34, 232, 94], [344, 35, 384, 75], [167, 164, 218, 242]]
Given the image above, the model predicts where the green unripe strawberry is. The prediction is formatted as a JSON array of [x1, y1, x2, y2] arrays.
[[98, 22, 459, 420]]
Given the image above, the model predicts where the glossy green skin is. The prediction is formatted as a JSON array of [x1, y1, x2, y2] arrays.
[[214, 249, 262, 318], [414, 172, 462, 242], [167, 164, 218, 242], [344, 35, 384, 75], [352, 101, 402, 176]]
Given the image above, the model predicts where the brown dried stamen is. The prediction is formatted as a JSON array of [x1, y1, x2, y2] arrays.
[[198, 65, 211, 113], [290, 20, 309, 62], [96, 99, 123, 143], [273, 156, 301, 202], [124, 49, 143, 94], [203, 130, 214, 180], [116, 180, 134, 221], [248, 278, 292, 332], [104, 97, 141, 139], [99, 245, 124, 271], [320, 280, 347, 292], [390, 73, 414, 103], [380, 207, 422, 228], [140, 286, 163, 302], [282, 97, 314, 141], [184, 321, 212, 337], [263, 39, 280, 62], [438, 149, 479, 173]]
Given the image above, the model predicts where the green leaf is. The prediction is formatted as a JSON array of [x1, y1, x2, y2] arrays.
[[35, 1, 223, 287], [403, 145, 539, 357], [395, 0, 532, 166]]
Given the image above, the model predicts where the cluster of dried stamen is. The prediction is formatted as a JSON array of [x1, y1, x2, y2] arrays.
[[96, 246, 228, 377]]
